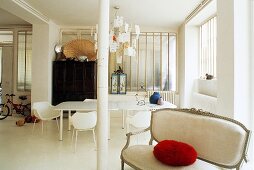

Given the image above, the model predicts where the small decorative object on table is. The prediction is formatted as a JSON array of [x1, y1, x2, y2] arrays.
[[135, 94, 146, 106], [157, 97, 164, 105], [111, 70, 127, 94], [149, 92, 161, 104], [119, 74, 127, 94], [111, 74, 118, 94]]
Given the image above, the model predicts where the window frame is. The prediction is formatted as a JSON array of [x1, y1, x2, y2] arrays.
[[199, 16, 217, 78], [60, 29, 178, 93], [17, 30, 32, 92], [114, 32, 178, 92]]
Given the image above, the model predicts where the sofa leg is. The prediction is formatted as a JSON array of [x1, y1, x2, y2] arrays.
[[121, 160, 124, 170]]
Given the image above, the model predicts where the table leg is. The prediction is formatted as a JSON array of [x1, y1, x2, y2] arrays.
[[108, 110, 110, 140], [125, 111, 130, 134], [122, 110, 125, 129], [68, 110, 71, 131], [59, 110, 63, 141]]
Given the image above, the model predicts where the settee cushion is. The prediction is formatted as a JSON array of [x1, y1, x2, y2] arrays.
[[153, 140, 197, 166], [122, 145, 218, 170]]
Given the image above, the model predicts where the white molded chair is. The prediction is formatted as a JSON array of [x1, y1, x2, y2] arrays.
[[32, 101, 60, 133], [125, 111, 151, 133], [71, 111, 97, 152]]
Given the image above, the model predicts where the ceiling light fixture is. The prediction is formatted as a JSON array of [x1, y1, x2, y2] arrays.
[[109, 6, 140, 57]]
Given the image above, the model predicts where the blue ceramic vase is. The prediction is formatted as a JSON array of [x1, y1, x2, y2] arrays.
[[149, 92, 161, 104]]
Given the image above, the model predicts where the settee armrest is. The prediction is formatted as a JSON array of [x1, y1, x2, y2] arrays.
[[121, 127, 150, 156]]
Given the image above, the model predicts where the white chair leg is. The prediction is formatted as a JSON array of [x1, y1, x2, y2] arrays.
[[71, 128, 75, 145], [125, 117, 130, 134], [136, 133, 140, 144], [122, 110, 125, 129], [75, 130, 78, 152], [56, 117, 59, 131], [68, 110, 71, 131], [41, 121, 44, 134], [92, 129, 96, 147], [32, 118, 37, 132]]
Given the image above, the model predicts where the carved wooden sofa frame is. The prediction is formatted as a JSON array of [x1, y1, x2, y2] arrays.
[[121, 108, 250, 170]]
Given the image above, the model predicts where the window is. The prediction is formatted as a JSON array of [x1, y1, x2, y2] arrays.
[[17, 31, 32, 91], [199, 16, 217, 78], [113, 32, 177, 92], [0, 31, 13, 44], [61, 30, 177, 92], [61, 29, 96, 45]]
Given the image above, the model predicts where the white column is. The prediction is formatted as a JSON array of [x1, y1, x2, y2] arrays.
[[217, 0, 235, 118], [97, 0, 109, 170]]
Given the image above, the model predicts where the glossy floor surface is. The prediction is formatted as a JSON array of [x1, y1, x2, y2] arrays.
[[1, 114, 251, 170], [0, 114, 148, 170]]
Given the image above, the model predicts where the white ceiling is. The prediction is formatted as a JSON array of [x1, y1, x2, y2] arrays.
[[20, 0, 203, 30], [0, 8, 30, 26]]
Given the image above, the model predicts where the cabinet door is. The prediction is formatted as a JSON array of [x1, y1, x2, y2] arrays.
[[84, 62, 96, 93], [53, 61, 65, 93], [52, 61, 97, 105], [74, 62, 85, 93], [52, 61, 66, 105], [84, 62, 96, 98], [65, 61, 75, 93]]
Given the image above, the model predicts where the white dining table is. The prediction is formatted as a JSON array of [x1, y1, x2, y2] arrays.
[[55, 100, 176, 141]]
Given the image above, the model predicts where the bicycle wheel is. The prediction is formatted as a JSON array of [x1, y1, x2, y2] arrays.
[[0, 104, 10, 120]]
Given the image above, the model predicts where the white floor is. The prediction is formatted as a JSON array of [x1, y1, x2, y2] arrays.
[[0, 114, 149, 170], [1, 114, 252, 170]]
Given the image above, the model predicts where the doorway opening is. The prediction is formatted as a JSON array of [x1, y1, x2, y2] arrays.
[[0, 30, 14, 105]]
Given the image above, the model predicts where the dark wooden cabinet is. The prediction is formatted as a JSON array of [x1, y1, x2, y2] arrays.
[[52, 61, 97, 105]]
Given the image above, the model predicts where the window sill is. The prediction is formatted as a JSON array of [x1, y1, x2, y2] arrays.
[[197, 79, 217, 97]]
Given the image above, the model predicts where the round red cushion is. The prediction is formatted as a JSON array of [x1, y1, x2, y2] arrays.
[[153, 140, 197, 166]]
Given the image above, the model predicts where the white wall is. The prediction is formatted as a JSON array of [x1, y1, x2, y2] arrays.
[[178, 24, 185, 107], [233, 1, 252, 168], [31, 24, 50, 103], [179, 1, 253, 167], [178, 1, 218, 113], [217, 0, 251, 125], [31, 21, 60, 104], [48, 21, 60, 103], [185, 26, 199, 108], [178, 0, 252, 122], [251, 0, 254, 167], [178, 0, 252, 118], [233, 0, 251, 126]]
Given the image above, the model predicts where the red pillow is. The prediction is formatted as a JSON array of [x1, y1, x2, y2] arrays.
[[153, 140, 197, 166]]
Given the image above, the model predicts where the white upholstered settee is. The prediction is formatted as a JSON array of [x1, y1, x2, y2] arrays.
[[121, 108, 250, 170]]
